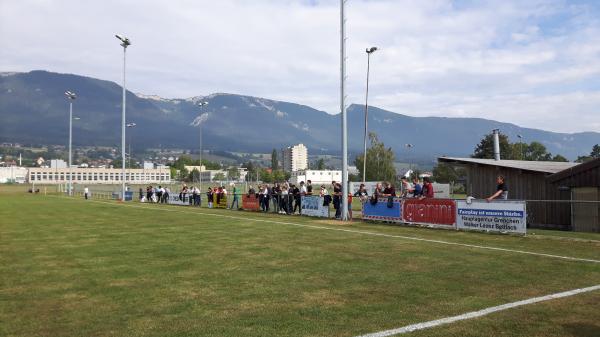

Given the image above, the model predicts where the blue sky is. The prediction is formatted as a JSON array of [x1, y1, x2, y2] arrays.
[[1, 0, 600, 133]]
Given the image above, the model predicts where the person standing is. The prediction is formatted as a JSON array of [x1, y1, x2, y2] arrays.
[[230, 184, 239, 210], [486, 175, 508, 202], [84, 186, 89, 200], [207, 187, 214, 208], [306, 180, 313, 195], [420, 177, 435, 199], [354, 183, 369, 202], [332, 181, 342, 219]]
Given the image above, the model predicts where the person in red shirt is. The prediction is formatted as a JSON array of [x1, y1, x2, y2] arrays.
[[420, 177, 434, 199]]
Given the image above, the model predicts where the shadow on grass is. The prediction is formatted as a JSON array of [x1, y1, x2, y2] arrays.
[[562, 323, 600, 337]]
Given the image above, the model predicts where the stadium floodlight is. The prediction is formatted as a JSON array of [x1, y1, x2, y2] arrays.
[[116, 34, 131, 201], [115, 34, 131, 47], [361, 46, 378, 183], [65, 90, 77, 196], [196, 101, 209, 191], [126, 122, 137, 127]]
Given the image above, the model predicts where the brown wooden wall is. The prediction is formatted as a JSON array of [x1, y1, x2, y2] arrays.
[[463, 164, 571, 230]]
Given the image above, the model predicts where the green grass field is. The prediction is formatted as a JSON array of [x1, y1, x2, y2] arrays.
[[1, 187, 599, 337]]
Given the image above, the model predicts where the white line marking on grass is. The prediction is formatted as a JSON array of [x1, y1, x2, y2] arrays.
[[53, 196, 600, 264], [354, 284, 600, 337]]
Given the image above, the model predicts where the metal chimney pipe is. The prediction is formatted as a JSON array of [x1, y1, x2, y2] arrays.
[[492, 129, 500, 161]]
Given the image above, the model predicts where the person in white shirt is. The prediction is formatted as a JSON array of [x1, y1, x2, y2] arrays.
[[84, 187, 89, 200]]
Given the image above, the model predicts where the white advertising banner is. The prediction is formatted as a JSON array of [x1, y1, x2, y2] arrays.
[[168, 193, 191, 206], [301, 195, 329, 218], [456, 200, 526, 234], [432, 183, 450, 199], [349, 182, 379, 196]]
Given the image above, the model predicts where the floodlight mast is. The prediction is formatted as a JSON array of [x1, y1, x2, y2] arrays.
[[196, 101, 209, 193], [65, 91, 76, 196], [362, 46, 378, 183], [340, 0, 348, 221], [116, 34, 131, 201]]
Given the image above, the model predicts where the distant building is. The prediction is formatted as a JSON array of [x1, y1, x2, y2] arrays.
[[28, 167, 170, 185], [50, 159, 67, 169], [290, 169, 341, 186], [282, 144, 308, 172], [143, 161, 155, 170], [0, 167, 28, 183]]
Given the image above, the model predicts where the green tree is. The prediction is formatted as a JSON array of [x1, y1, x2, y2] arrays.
[[551, 154, 568, 162], [354, 132, 396, 182], [213, 172, 226, 182], [576, 144, 600, 163], [524, 141, 552, 161], [432, 164, 465, 184], [272, 170, 286, 183], [271, 149, 279, 171], [315, 158, 326, 170], [259, 168, 273, 183], [472, 133, 513, 159], [227, 166, 240, 181]]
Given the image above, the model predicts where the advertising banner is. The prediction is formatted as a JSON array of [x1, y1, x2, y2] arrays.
[[169, 193, 191, 206], [242, 194, 260, 211], [456, 200, 527, 234], [362, 197, 403, 222], [301, 195, 329, 218], [349, 182, 380, 196], [402, 198, 456, 227], [431, 183, 451, 199]]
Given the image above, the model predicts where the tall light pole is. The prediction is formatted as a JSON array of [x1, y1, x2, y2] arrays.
[[65, 91, 76, 196], [340, 0, 349, 221], [362, 46, 378, 183], [196, 101, 209, 192], [517, 134, 524, 160], [126, 122, 137, 168], [405, 143, 414, 177], [116, 34, 131, 200]]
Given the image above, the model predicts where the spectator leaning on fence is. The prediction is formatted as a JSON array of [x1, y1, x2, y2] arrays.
[[354, 183, 369, 202], [400, 177, 411, 197], [382, 182, 396, 197], [486, 175, 508, 202], [412, 177, 422, 197], [306, 180, 313, 195], [420, 177, 434, 199]]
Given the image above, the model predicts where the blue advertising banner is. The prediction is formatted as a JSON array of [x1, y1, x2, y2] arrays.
[[362, 197, 403, 222]]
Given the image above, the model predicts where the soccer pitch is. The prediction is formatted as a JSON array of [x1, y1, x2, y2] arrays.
[[1, 192, 599, 337]]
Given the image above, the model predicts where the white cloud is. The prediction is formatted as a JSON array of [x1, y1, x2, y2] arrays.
[[1, 0, 599, 133]]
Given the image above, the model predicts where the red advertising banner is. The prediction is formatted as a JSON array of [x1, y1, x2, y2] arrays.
[[402, 198, 456, 227], [242, 194, 260, 211]]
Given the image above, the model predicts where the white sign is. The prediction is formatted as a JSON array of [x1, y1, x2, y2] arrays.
[[349, 182, 379, 196], [301, 195, 329, 218], [432, 183, 450, 199], [456, 200, 526, 234], [168, 193, 191, 206]]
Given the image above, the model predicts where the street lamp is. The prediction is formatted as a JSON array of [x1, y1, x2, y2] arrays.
[[116, 34, 131, 200], [126, 122, 137, 168], [196, 101, 209, 191], [405, 143, 414, 177], [517, 134, 524, 160], [362, 46, 378, 183], [65, 91, 77, 196]]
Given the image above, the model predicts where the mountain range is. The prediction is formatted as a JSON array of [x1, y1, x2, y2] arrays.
[[1, 70, 598, 162]]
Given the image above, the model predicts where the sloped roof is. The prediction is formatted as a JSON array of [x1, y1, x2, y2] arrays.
[[547, 157, 600, 182], [437, 157, 578, 174]]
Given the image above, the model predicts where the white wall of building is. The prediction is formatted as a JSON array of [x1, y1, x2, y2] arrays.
[[290, 170, 341, 185], [0, 167, 28, 183], [27, 167, 170, 185]]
